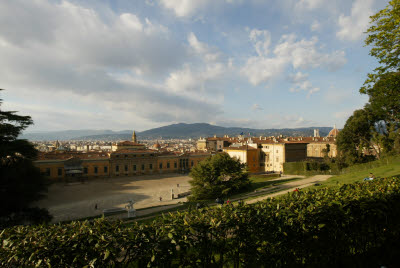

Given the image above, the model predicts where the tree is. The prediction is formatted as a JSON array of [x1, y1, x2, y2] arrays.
[[0, 89, 50, 226], [358, 1, 400, 157], [362, 0, 400, 91], [189, 153, 250, 200], [336, 108, 378, 165]]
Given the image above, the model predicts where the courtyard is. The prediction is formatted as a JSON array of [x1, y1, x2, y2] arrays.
[[36, 173, 192, 222]]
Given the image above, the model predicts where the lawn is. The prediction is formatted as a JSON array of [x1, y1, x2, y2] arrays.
[[313, 155, 400, 188]]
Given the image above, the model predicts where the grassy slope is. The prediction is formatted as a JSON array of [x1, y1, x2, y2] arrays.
[[314, 155, 400, 188]]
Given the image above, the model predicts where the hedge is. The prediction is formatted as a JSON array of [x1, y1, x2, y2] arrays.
[[2, 178, 400, 267], [283, 161, 340, 175]]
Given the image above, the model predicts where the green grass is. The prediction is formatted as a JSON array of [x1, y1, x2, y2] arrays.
[[312, 155, 400, 189]]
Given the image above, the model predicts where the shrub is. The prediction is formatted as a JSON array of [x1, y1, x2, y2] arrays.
[[1, 178, 400, 267]]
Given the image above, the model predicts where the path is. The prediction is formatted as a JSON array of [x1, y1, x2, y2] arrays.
[[130, 175, 331, 221], [246, 175, 331, 204]]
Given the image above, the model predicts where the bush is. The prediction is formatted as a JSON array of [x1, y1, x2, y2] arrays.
[[2, 178, 400, 267]]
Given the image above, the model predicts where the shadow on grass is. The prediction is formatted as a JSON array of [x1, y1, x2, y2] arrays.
[[248, 178, 300, 192]]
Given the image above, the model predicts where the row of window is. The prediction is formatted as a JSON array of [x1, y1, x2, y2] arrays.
[[44, 160, 198, 176], [115, 154, 154, 158], [114, 160, 196, 172], [44, 166, 109, 176]]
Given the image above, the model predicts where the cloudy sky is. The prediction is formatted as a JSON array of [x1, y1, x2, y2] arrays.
[[0, 0, 387, 132]]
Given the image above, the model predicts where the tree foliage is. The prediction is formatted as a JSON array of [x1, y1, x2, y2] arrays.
[[0, 89, 49, 226], [362, 0, 400, 90], [336, 108, 378, 164], [338, 1, 400, 164], [189, 153, 250, 200]]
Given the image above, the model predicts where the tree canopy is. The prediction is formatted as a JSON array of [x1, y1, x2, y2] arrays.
[[0, 89, 50, 226], [362, 0, 400, 91], [338, 1, 400, 164], [189, 153, 250, 200]]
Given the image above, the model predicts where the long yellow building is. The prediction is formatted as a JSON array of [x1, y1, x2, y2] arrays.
[[35, 132, 211, 181]]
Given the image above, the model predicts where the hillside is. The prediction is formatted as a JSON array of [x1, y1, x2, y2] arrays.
[[21, 123, 333, 141]]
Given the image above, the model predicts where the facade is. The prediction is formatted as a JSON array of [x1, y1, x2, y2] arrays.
[[35, 131, 211, 180], [35, 152, 110, 180], [196, 136, 232, 152], [223, 139, 308, 173], [224, 145, 260, 173]]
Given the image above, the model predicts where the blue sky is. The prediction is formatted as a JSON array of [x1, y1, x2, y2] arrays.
[[0, 0, 388, 132]]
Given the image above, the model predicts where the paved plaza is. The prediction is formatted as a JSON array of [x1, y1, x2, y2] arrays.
[[36, 174, 192, 222]]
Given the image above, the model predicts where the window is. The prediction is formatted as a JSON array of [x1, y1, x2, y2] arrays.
[[133, 165, 136, 171], [94, 167, 98, 174], [276, 157, 279, 162], [149, 164, 152, 170], [159, 163, 163, 169], [104, 166, 108, 173], [125, 155, 128, 158], [116, 165, 119, 172], [45, 168, 51, 176], [57, 168, 62, 176], [167, 162, 170, 168], [191, 161, 194, 167], [276, 150, 278, 153], [124, 165, 128, 172], [84, 167, 88, 174], [141, 164, 145, 170], [116, 155, 119, 158], [174, 162, 177, 168]]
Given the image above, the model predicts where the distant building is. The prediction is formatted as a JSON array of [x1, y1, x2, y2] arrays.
[[34, 130, 211, 180]]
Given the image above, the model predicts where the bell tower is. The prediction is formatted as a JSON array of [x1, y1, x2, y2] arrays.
[[132, 131, 137, 143]]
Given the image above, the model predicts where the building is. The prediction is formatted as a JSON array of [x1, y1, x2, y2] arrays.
[[35, 130, 211, 180], [224, 145, 260, 173], [223, 136, 308, 173], [196, 135, 233, 152]]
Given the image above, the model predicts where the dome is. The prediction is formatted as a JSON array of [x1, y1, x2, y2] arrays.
[[327, 125, 339, 137], [153, 142, 161, 149]]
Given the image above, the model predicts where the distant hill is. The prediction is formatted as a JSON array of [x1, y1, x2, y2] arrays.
[[21, 123, 334, 141], [20, 129, 132, 141]]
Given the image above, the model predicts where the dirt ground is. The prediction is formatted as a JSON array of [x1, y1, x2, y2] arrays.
[[35, 174, 192, 222]]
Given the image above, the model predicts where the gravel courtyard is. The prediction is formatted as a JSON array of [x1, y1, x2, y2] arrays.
[[35, 174, 192, 222]]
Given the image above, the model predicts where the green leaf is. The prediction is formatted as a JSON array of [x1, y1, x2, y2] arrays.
[[103, 250, 110, 260]]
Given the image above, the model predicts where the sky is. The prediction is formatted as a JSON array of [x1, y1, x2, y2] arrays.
[[0, 0, 388, 132]]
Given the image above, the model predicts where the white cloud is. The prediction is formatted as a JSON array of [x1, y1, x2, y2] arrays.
[[249, 29, 271, 56], [159, 0, 243, 17], [188, 32, 221, 62], [0, 0, 225, 128], [296, 0, 325, 10], [251, 104, 263, 111], [241, 31, 347, 88], [336, 0, 375, 41], [288, 72, 320, 97], [311, 20, 321, 31]]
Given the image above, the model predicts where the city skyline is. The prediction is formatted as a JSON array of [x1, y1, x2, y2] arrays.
[[1, 0, 387, 131]]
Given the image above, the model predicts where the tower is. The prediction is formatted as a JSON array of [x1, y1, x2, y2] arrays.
[[314, 129, 320, 137], [132, 131, 137, 143]]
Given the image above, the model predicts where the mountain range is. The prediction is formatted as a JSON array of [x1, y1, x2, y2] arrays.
[[21, 123, 334, 141]]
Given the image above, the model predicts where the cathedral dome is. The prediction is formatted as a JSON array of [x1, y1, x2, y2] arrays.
[[327, 125, 339, 137], [153, 142, 161, 149]]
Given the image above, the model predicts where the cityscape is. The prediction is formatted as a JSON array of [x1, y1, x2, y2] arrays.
[[1, 0, 400, 266]]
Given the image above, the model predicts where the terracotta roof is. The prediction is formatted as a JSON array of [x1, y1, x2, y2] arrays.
[[327, 128, 340, 137], [207, 137, 231, 141], [117, 141, 144, 146], [112, 149, 156, 154], [37, 152, 109, 160], [224, 146, 257, 151]]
